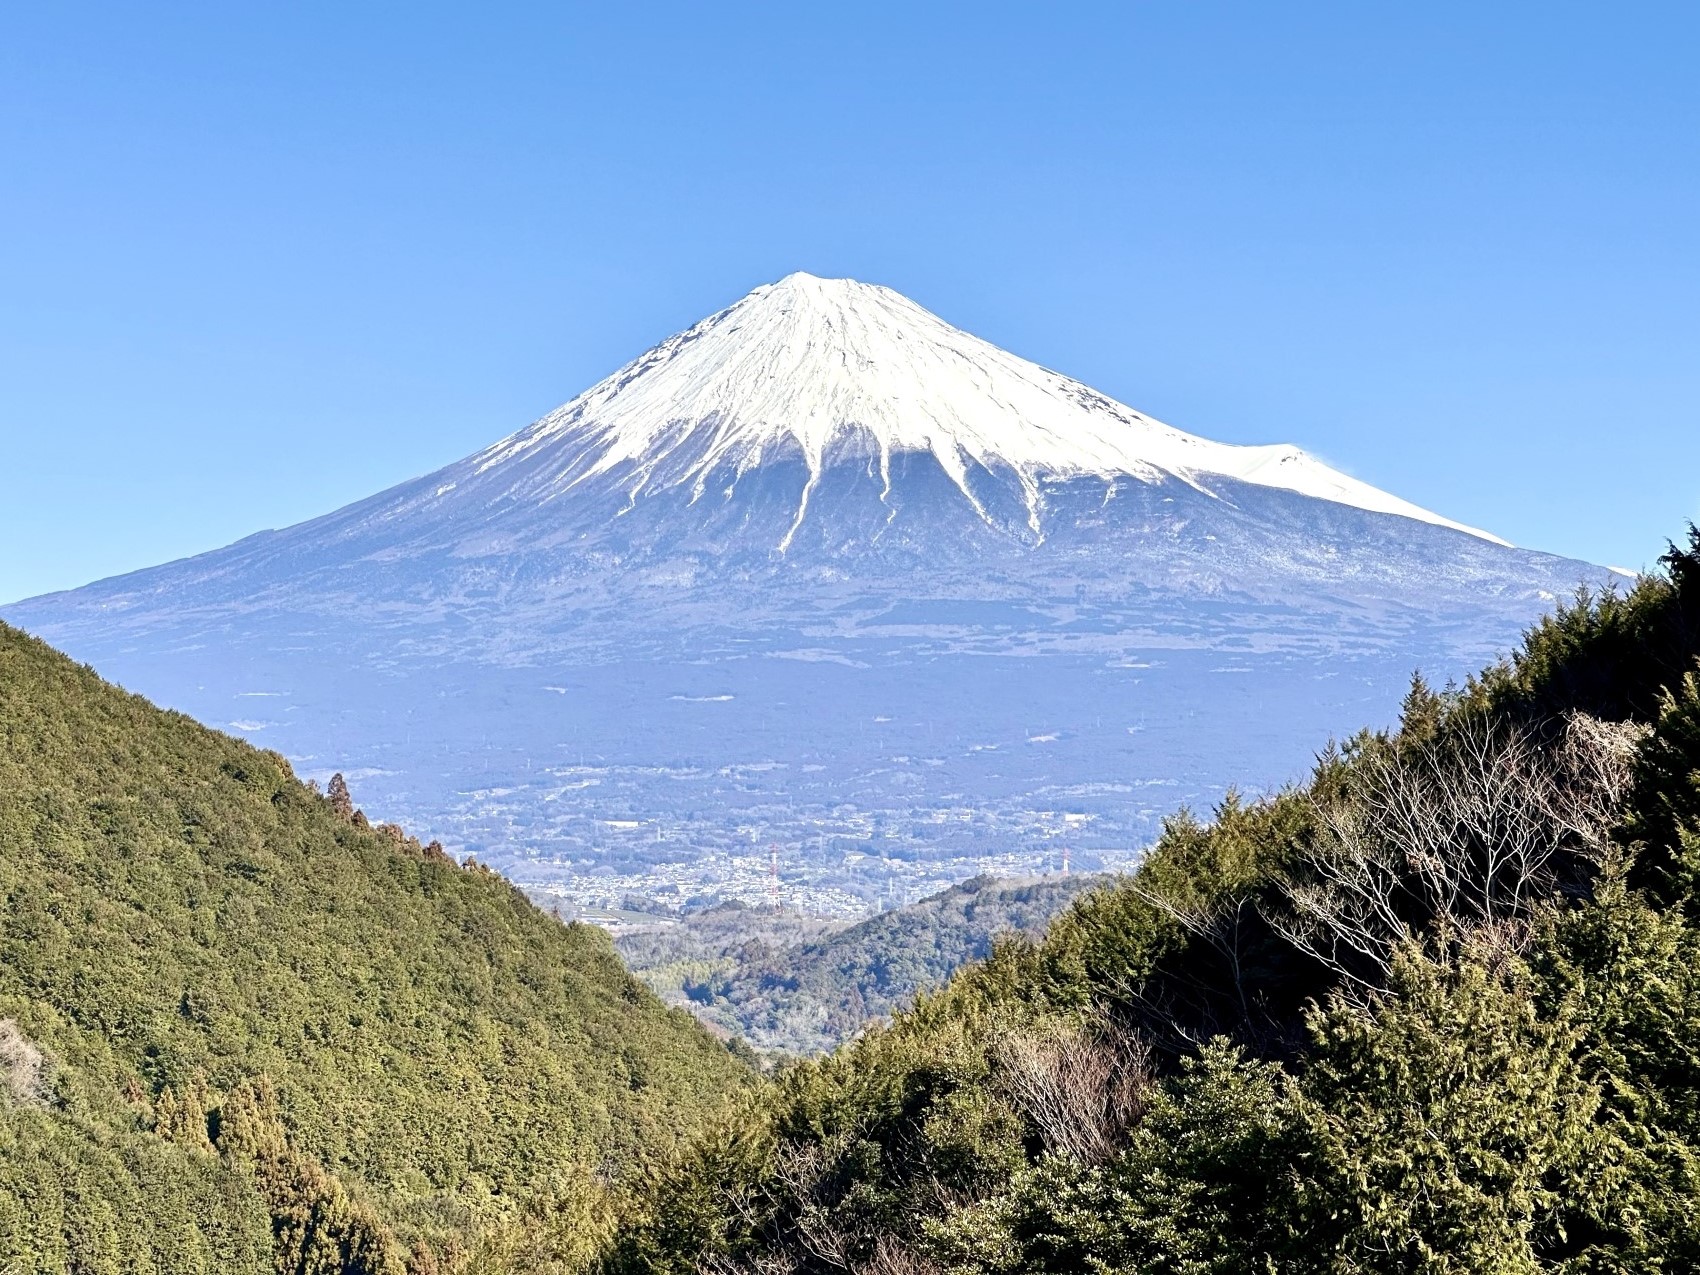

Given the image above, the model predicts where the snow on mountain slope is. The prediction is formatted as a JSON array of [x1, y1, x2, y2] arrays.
[[1, 272, 1609, 914], [472, 272, 1506, 547]]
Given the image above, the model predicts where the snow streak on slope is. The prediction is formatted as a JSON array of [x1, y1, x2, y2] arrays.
[[473, 272, 1508, 547], [0, 270, 1608, 915]]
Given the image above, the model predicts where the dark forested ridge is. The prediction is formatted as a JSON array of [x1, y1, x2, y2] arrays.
[[0, 621, 748, 1273], [617, 876, 1101, 1056], [610, 529, 1700, 1274]]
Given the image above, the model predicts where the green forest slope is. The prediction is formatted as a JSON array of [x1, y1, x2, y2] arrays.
[[0, 622, 748, 1274], [618, 876, 1100, 1055], [612, 529, 1700, 1274]]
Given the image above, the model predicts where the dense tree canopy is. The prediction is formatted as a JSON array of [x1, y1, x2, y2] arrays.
[[0, 622, 748, 1272], [611, 528, 1700, 1274]]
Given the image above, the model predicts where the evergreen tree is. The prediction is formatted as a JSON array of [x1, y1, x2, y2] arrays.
[[327, 772, 355, 821], [1397, 670, 1446, 747]]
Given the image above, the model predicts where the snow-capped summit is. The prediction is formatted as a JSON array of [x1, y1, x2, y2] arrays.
[[469, 272, 1503, 547], [3, 272, 1608, 905]]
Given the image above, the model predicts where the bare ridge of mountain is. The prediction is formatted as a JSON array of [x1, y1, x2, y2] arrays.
[[4, 273, 1613, 900]]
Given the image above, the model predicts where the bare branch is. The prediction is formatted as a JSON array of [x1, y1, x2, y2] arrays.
[[994, 1018, 1149, 1165], [1264, 713, 1640, 1003], [0, 1020, 49, 1108]]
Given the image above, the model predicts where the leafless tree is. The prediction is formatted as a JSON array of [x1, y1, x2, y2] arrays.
[[1125, 885, 1260, 1024], [1267, 712, 1643, 1004], [695, 1253, 799, 1275], [774, 1141, 860, 1272], [858, 1235, 942, 1275], [994, 1017, 1150, 1165], [703, 1114, 963, 1275], [0, 1019, 49, 1107], [695, 1234, 938, 1275]]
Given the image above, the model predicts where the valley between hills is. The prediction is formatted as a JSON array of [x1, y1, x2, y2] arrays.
[[4, 279, 1693, 1274], [6, 534, 1700, 1271]]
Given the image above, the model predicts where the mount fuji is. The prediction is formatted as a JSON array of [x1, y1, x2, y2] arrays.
[[4, 273, 1611, 914]]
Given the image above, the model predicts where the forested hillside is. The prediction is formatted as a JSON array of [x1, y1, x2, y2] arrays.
[[618, 876, 1100, 1055], [610, 528, 1700, 1274], [0, 622, 748, 1274], [14, 522, 1700, 1275]]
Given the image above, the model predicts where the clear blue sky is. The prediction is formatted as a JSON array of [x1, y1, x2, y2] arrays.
[[3, 2, 1696, 602]]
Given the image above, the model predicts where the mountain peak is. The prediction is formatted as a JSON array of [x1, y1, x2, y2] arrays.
[[2, 279, 1606, 928], [735, 270, 906, 328], [471, 274, 1507, 547], [766, 269, 861, 290]]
